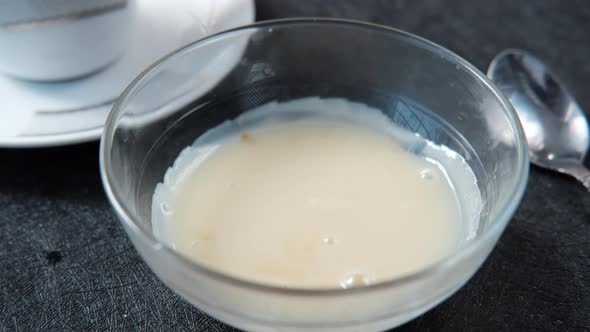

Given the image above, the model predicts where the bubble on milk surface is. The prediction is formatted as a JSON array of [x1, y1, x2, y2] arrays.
[[321, 236, 337, 245], [340, 272, 372, 289], [420, 168, 434, 180], [160, 202, 173, 215]]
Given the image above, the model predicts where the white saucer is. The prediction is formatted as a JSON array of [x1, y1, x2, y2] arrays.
[[0, 0, 255, 148]]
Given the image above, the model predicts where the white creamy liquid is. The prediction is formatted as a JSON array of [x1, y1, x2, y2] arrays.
[[152, 97, 481, 289]]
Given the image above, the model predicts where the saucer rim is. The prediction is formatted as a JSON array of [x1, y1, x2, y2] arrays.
[[0, 0, 255, 148]]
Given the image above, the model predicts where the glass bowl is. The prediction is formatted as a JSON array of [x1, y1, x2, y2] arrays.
[[100, 18, 529, 332]]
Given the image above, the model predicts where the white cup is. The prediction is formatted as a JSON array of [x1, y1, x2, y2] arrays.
[[0, 0, 136, 81]]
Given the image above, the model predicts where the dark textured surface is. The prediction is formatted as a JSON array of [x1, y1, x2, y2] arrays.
[[1, 1, 590, 331]]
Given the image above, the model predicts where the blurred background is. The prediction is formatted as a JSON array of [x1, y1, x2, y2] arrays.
[[1, 0, 589, 331]]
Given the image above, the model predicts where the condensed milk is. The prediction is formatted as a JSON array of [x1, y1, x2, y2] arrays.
[[152, 97, 481, 288]]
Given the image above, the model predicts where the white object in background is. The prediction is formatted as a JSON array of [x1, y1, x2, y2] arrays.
[[0, 0, 255, 147], [0, 0, 137, 81]]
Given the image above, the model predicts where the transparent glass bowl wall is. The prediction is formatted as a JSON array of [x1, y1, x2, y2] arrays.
[[100, 19, 529, 332]]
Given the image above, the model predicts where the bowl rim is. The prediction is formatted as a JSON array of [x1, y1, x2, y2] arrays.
[[100, 17, 529, 296]]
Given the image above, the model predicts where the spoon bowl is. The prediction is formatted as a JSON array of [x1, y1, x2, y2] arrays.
[[488, 49, 590, 189]]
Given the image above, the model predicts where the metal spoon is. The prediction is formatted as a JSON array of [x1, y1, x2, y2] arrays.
[[488, 49, 590, 190]]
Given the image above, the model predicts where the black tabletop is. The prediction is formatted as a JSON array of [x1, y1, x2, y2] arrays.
[[1, 1, 589, 331]]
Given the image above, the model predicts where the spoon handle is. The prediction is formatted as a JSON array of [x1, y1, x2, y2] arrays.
[[567, 164, 590, 191]]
